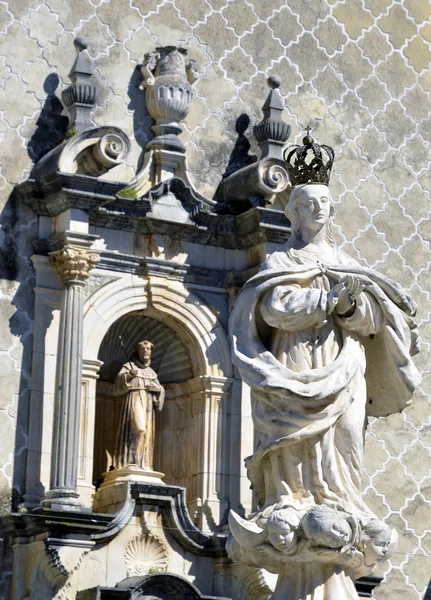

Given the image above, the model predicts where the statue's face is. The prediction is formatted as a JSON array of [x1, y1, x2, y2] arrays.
[[369, 529, 391, 558], [330, 519, 352, 543], [267, 521, 296, 552], [137, 341, 152, 362], [295, 184, 331, 232]]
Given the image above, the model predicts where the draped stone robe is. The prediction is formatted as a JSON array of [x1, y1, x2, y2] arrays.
[[113, 354, 165, 471], [230, 245, 420, 524]]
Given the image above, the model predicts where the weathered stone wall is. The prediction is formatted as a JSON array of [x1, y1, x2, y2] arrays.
[[0, 0, 430, 598]]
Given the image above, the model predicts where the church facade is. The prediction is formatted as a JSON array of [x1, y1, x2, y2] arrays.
[[0, 1, 430, 598]]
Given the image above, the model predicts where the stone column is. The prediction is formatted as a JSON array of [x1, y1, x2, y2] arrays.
[[43, 246, 99, 509]]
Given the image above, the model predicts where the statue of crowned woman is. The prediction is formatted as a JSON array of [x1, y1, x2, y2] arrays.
[[228, 132, 421, 599]]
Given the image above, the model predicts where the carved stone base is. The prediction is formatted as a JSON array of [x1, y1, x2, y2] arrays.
[[272, 563, 359, 600], [99, 466, 165, 490], [40, 488, 91, 513]]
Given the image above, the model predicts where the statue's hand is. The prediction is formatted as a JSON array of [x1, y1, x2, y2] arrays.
[[336, 276, 363, 316], [127, 369, 138, 380], [327, 283, 344, 315], [147, 383, 161, 392]]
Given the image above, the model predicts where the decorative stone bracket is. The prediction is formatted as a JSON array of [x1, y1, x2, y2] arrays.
[[58, 127, 131, 177], [29, 125, 131, 181]]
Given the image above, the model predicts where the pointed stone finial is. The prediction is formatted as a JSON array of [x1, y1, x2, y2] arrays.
[[253, 75, 291, 160], [62, 36, 98, 135]]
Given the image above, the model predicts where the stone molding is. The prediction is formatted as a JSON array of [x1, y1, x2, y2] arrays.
[[82, 274, 232, 379], [49, 246, 100, 283], [79, 572, 230, 600], [19, 173, 291, 249]]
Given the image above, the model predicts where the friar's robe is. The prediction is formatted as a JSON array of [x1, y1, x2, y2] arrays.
[[113, 354, 165, 471], [230, 245, 420, 522]]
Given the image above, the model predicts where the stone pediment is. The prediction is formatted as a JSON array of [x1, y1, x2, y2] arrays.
[[17, 40, 295, 252]]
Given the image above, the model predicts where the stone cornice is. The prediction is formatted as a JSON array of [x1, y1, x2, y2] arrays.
[[18, 174, 291, 250], [96, 251, 259, 289], [2, 483, 225, 556]]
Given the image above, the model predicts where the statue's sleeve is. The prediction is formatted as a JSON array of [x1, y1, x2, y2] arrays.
[[337, 291, 384, 336], [260, 283, 328, 331], [113, 365, 133, 396], [155, 379, 165, 412]]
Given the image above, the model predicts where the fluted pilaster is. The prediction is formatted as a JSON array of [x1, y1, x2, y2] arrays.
[[43, 246, 99, 509]]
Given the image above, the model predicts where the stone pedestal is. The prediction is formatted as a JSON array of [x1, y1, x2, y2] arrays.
[[99, 466, 165, 489], [93, 467, 165, 514]]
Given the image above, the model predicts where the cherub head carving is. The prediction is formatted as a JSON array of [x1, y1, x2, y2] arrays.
[[301, 506, 353, 549], [266, 508, 300, 553], [361, 519, 396, 566]]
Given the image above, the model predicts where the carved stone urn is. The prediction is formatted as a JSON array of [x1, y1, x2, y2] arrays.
[[142, 46, 198, 153]]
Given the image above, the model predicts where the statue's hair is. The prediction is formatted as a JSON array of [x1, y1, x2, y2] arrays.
[[301, 505, 335, 534], [362, 519, 391, 543], [285, 183, 336, 248], [135, 339, 154, 352], [267, 507, 298, 528]]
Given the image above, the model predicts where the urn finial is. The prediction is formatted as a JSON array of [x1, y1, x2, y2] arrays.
[[141, 46, 199, 154]]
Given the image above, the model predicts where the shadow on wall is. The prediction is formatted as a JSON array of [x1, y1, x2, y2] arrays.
[[213, 113, 257, 209], [0, 186, 38, 506], [222, 113, 257, 180], [0, 187, 38, 599], [424, 579, 431, 599], [27, 73, 68, 164], [127, 64, 153, 173]]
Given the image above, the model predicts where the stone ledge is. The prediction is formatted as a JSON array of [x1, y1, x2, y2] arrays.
[[3, 482, 225, 557], [18, 172, 291, 250]]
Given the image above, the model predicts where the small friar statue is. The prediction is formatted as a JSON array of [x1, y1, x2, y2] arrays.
[[113, 340, 165, 471]]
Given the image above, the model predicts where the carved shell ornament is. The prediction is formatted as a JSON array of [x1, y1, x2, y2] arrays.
[[124, 532, 168, 576]]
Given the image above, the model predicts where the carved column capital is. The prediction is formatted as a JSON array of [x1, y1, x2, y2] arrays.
[[49, 246, 100, 283]]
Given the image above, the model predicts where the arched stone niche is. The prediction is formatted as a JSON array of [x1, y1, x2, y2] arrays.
[[80, 572, 228, 599], [92, 311, 193, 484], [80, 275, 233, 530]]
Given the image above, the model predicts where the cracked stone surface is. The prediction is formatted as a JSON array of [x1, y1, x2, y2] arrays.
[[0, 0, 431, 598]]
